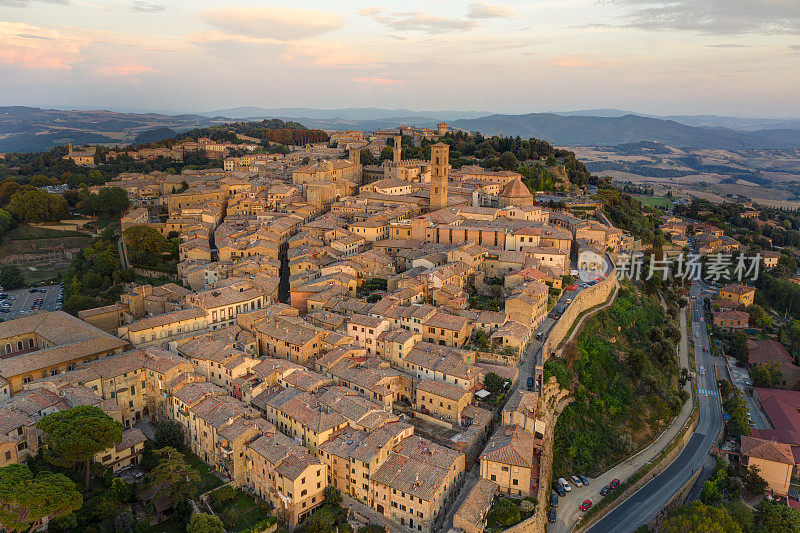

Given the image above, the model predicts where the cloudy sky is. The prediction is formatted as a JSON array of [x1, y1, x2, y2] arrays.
[[1, 0, 799, 117]]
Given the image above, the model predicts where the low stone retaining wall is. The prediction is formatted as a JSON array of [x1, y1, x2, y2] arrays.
[[503, 379, 571, 533], [542, 270, 616, 361]]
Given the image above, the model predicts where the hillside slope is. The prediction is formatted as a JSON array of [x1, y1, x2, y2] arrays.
[[450, 113, 800, 149]]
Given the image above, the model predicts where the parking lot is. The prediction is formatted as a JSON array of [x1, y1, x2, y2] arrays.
[[728, 356, 770, 429], [0, 284, 63, 320], [549, 475, 618, 530]]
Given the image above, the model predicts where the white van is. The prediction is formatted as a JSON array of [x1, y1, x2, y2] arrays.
[[558, 478, 572, 492]]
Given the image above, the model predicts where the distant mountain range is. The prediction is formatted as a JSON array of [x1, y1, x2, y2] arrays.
[[200, 106, 489, 121], [448, 113, 800, 149], [0, 106, 216, 152], [2, 105, 800, 153]]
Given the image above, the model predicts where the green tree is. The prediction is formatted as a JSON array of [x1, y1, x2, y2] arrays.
[[727, 332, 749, 365], [754, 498, 800, 532], [0, 464, 83, 533], [186, 513, 225, 533], [483, 372, 506, 395], [123, 225, 169, 255], [146, 447, 199, 503], [109, 477, 134, 503], [36, 405, 123, 491], [0, 264, 24, 289], [724, 501, 754, 533], [6, 189, 69, 223], [750, 304, 773, 329], [324, 485, 342, 505], [84, 187, 129, 218], [492, 498, 521, 527], [153, 420, 185, 451], [30, 174, 52, 188], [662, 501, 742, 533], [742, 465, 769, 496], [749, 362, 781, 388], [359, 148, 376, 166], [498, 151, 518, 170], [722, 388, 751, 437], [0, 179, 21, 204]]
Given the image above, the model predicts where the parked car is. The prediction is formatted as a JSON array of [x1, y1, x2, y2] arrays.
[[580, 499, 592, 512], [536, 332, 543, 341], [600, 486, 611, 496], [558, 478, 572, 492], [550, 492, 558, 508], [29, 288, 38, 293], [0, 293, 7, 299], [549, 508, 557, 523], [39, 288, 47, 293], [579, 474, 589, 485], [527, 377, 534, 391], [609, 478, 620, 489], [552, 482, 566, 497], [571, 475, 583, 487]]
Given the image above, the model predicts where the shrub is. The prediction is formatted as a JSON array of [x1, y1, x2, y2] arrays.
[[492, 498, 521, 527], [519, 499, 535, 514], [211, 485, 238, 506], [222, 507, 238, 529]]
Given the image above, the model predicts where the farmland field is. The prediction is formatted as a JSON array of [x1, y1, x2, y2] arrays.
[[632, 195, 674, 209]]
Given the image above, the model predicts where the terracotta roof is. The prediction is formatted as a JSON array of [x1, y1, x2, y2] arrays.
[[748, 339, 792, 365], [371, 434, 463, 501], [416, 379, 470, 402], [454, 478, 499, 527], [128, 307, 205, 333], [719, 284, 755, 295], [741, 435, 795, 465], [500, 178, 533, 199], [480, 424, 535, 468]]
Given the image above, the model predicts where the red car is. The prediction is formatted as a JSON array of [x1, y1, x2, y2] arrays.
[[609, 478, 620, 489], [580, 499, 592, 512]]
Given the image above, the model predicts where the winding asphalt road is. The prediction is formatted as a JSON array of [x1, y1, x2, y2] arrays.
[[587, 279, 724, 532]]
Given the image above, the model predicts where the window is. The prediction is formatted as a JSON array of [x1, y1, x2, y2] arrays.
[[512, 479, 518, 485], [490, 474, 496, 481]]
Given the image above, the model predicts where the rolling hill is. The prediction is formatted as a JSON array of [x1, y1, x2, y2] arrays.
[[449, 113, 800, 149], [0, 107, 218, 152], [3, 106, 800, 153]]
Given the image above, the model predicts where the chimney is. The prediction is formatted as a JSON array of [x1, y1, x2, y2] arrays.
[[68, 142, 73, 155]]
